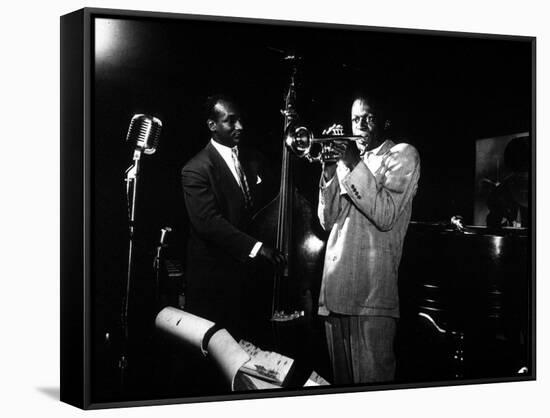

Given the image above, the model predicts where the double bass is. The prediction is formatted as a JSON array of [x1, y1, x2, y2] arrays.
[[249, 60, 327, 363]]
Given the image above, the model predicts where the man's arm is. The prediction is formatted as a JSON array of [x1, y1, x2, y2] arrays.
[[341, 143, 420, 231], [317, 163, 344, 231], [182, 168, 257, 262]]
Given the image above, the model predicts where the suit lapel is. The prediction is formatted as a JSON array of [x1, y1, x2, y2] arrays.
[[206, 142, 246, 207], [377, 140, 395, 156]]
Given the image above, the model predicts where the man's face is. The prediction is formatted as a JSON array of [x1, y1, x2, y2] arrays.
[[208, 100, 243, 147], [351, 98, 378, 154]]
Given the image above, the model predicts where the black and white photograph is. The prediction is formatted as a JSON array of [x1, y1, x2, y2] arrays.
[[2, 1, 549, 417], [60, 7, 535, 409]]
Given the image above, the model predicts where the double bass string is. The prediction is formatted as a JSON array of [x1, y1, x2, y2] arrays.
[[274, 139, 290, 315]]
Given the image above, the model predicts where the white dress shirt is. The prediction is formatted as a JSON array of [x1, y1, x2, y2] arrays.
[[211, 139, 242, 186], [210, 139, 262, 258]]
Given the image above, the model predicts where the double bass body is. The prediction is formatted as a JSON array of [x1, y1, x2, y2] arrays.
[[247, 66, 327, 373], [249, 173, 327, 370]]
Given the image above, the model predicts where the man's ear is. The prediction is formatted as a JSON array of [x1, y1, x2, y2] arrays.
[[207, 119, 216, 132]]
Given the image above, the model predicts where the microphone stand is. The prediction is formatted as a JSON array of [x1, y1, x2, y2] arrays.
[[153, 227, 171, 310], [120, 147, 142, 391]]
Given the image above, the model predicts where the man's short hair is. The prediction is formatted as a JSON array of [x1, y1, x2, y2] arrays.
[[350, 90, 383, 114], [203, 94, 236, 122], [351, 91, 388, 125]]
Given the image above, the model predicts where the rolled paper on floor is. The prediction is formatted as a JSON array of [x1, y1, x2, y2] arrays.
[[155, 307, 250, 390], [155, 306, 214, 349], [207, 328, 251, 390]]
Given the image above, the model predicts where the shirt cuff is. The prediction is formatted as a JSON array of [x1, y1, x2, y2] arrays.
[[249, 241, 263, 258]]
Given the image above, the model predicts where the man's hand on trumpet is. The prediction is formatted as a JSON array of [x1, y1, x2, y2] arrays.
[[322, 123, 345, 136], [321, 124, 342, 180], [321, 123, 361, 179], [331, 139, 361, 171]]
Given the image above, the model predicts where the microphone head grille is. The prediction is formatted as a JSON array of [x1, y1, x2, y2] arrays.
[[126, 114, 163, 154], [144, 116, 162, 155]]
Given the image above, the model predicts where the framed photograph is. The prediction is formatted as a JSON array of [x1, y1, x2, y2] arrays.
[[60, 7, 535, 409]]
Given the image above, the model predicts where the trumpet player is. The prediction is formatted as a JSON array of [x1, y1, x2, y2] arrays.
[[317, 94, 420, 384]]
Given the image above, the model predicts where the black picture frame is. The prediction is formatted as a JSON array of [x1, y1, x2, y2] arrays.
[[60, 7, 536, 410]]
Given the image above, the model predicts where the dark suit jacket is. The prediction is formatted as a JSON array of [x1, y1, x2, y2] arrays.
[[181, 141, 266, 334]]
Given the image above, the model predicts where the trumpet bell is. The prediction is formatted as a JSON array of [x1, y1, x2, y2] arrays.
[[285, 125, 313, 158], [285, 125, 326, 162]]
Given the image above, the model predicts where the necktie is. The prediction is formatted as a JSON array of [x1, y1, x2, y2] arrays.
[[231, 147, 253, 209]]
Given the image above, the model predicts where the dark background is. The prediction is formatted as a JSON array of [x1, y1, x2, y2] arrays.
[[90, 14, 532, 402]]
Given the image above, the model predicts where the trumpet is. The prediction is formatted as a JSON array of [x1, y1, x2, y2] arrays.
[[285, 124, 365, 163]]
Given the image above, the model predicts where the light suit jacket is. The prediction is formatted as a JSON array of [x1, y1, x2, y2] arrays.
[[317, 140, 420, 318]]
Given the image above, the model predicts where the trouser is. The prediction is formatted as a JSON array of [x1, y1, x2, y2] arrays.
[[324, 314, 397, 384]]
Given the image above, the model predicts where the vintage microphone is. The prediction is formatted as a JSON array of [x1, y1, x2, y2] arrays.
[[127, 114, 162, 154], [121, 114, 162, 389]]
